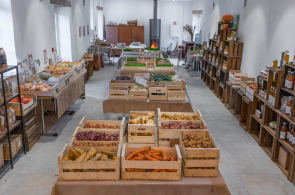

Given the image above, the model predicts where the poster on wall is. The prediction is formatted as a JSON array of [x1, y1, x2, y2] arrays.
[[87, 25, 89, 35], [83, 25, 85, 37], [43, 47, 48, 63], [79, 26, 82, 37]]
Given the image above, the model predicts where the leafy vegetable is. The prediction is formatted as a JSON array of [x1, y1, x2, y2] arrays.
[[125, 63, 146, 67], [127, 58, 137, 61], [156, 64, 173, 67], [191, 50, 199, 52], [124, 48, 133, 51], [156, 58, 168, 61], [150, 73, 175, 82], [145, 47, 159, 51]]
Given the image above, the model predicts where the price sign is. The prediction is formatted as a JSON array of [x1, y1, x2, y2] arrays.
[[0, 54, 6, 65], [135, 77, 147, 86]]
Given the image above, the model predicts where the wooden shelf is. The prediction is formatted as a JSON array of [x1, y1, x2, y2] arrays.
[[0, 65, 18, 74], [0, 93, 19, 107], [252, 114, 263, 125], [278, 138, 295, 153], [263, 125, 276, 137], [255, 94, 266, 103], [0, 120, 21, 142], [281, 87, 295, 96]]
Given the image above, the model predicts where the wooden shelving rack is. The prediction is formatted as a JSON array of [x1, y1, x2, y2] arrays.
[[0, 65, 26, 173]]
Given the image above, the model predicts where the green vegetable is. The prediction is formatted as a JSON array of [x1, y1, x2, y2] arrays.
[[127, 58, 137, 61], [156, 64, 173, 67], [156, 58, 168, 61], [68, 63, 74, 67], [124, 48, 133, 51], [125, 63, 146, 67], [191, 50, 199, 52], [40, 72, 52, 80], [150, 73, 175, 82], [145, 47, 159, 51], [289, 62, 293, 65]]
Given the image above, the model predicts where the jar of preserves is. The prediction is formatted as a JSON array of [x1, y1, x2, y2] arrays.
[[280, 122, 288, 139], [273, 59, 278, 68]]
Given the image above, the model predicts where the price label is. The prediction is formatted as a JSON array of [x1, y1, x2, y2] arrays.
[[135, 77, 147, 86]]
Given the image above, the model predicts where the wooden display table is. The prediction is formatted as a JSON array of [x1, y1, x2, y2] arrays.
[[51, 172, 230, 195]]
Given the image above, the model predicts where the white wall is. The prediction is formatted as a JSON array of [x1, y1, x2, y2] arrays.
[[103, 0, 193, 48], [194, 0, 295, 77], [11, 0, 56, 69], [0, 0, 17, 65]]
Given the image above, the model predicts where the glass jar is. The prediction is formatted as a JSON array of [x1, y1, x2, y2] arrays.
[[284, 50, 289, 65], [273, 59, 278, 68]]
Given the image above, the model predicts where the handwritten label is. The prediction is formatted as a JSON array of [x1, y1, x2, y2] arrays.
[[135, 77, 147, 86], [0, 55, 6, 65]]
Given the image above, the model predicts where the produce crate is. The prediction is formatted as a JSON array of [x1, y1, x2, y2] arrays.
[[149, 87, 167, 101], [77, 116, 125, 138], [121, 144, 182, 180], [123, 62, 147, 71], [128, 111, 156, 144], [20, 82, 60, 96], [58, 144, 121, 181], [157, 109, 207, 147], [167, 85, 185, 101], [143, 50, 161, 57], [122, 49, 141, 56], [25, 122, 40, 151], [109, 83, 135, 91], [154, 63, 174, 71], [179, 130, 220, 177], [245, 82, 257, 101], [109, 87, 128, 100], [226, 41, 244, 58], [134, 73, 150, 79], [137, 59, 156, 64], [83, 53, 93, 58], [156, 59, 170, 64], [7, 94, 37, 116], [129, 88, 148, 100], [228, 70, 247, 84], [149, 81, 165, 87]]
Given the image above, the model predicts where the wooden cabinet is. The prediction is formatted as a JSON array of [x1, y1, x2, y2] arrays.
[[106, 25, 118, 45], [106, 25, 144, 46], [131, 26, 144, 43], [118, 27, 132, 46]]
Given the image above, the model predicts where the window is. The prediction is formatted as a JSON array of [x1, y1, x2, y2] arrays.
[[54, 7, 60, 58]]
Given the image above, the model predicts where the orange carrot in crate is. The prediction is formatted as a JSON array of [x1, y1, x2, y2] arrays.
[[144, 155, 159, 161], [170, 155, 175, 161], [127, 148, 149, 160], [151, 152, 161, 156], [152, 169, 161, 172], [131, 156, 145, 160], [166, 169, 177, 172], [167, 156, 171, 161], [137, 153, 144, 156], [160, 169, 167, 172], [151, 155, 163, 160], [133, 169, 145, 172], [162, 153, 167, 161], [126, 168, 133, 172], [148, 149, 164, 154]]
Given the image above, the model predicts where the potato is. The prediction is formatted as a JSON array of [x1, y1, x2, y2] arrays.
[[190, 135, 194, 139], [191, 125, 197, 129], [170, 125, 175, 129], [164, 127, 169, 129], [185, 126, 191, 129]]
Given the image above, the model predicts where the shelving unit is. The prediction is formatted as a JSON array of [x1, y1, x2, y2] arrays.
[[0, 65, 25, 173]]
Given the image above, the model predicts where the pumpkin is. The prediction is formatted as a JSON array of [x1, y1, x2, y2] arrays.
[[40, 72, 52, 80], [223, 24, 229, 28], [222, 14, 233, 22]]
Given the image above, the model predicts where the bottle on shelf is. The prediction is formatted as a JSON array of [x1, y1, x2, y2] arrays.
[[285, 71, 291, 88], [285, 96, 293, 116], [273, 59, 278, 68], [284, 50, 289, 65], [290, 125, 295, 143], [224, 46, 229, 55], [220, 42, 223, 51], [280, 122, 288, 139], [287, 123, 292, 141], [287, 72, 295, 90]]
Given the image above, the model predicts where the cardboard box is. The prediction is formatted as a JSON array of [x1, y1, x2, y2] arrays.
[[0, 134, 23, 160], [0, 144, 4, 168], [278, 146, 290, 169]]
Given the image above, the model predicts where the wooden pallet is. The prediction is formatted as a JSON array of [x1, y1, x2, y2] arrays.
[[239, 96, 253, 132], [121, 144, 182, 180], [179, 130, 219, 177], [58, 144, 121, 181]]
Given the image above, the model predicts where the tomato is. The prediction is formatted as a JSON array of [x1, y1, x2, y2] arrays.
[[22, 98, 29, 104], [20, 95, 25, 101]]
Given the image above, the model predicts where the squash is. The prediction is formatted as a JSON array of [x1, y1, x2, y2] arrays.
[[68, 63, 74, 67], [40, 72, 52, 80], [60, 63, 68, 67], [223, 24, 229, 28], [44, 69, 51, 73], [222, 14, 233, 22]]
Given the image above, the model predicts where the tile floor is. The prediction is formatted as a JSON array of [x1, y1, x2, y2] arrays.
[[0, 58, 294, 195]]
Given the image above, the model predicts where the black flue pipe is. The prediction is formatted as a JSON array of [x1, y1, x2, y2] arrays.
[[153, 0, 157, 19]]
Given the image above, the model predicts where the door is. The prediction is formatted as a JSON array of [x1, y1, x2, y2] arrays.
[[106, 25, 118, 45], [131, 26, 144, 44], [118, 27, 132, 45]]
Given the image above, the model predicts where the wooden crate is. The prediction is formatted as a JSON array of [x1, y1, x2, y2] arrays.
[[58, 144, 121, 181], [134, 73, 150, 79], [123, 62, 147, 71], [121, 144, 182, 180], [143, 50, 160, 57], [137, 59, 156, 64], [167, 85, 185, 101], [149, 87, 167, 101], [210, 77, 216, 92], [129, 89, 148, 100], [77, 117, 125, 138], [222, 58, 242, 73], [20, 82, 59, 97], [179, 130, 220, 177], [7, 94, 37, 116], [249, 115, 262, 144], [239, 96, 253, 132], [226, 41, 244, 58], [25, 122, 40, 151], [149, 81, 165, 87], [109, 83, 135, 91], [235, 90, 244, 121], [224, 81, 232, 109], [228, 70, 247, 84], [122, 49, 141, 56], [109, 88, 128, 100], [83, 53, 93, 58], [260, 126, 276, 159], [229, 85, 239, 115], [154, 63, 174, 71]]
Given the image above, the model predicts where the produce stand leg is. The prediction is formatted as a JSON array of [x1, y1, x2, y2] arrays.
[[40, 99, 58, 137]]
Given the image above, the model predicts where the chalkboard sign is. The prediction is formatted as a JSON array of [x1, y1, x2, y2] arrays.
[[0, 54, 6, 65]]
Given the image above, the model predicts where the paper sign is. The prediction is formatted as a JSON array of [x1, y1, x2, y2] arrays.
[[43, 47, 48, 63], [28, 53, 33, 68], [135, 77, 147, 86]]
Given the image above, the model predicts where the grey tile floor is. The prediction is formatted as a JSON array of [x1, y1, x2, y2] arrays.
[[0, 58, 294, 195]]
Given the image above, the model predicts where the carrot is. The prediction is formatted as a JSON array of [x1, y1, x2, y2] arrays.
[[137, 153, 144, 156], [151, 152, 161, 156], [148, 149, 164, 154], [127, 148, 149, 160], [162, 153, 167, 161], [160, 169, 167, 172], [170, 155, 175, 161], [144, 155, 159, 161], [133, 169, 145, 172], [131, 156, 145, 160], [151, 154, 163, 160], [166, 169, 177, 172], [126, 168, 133, 172], [152, 169, 161, 172], [167, 156, 171, 161]]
